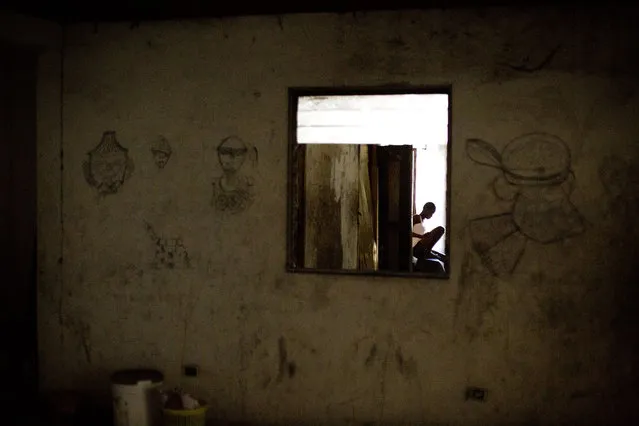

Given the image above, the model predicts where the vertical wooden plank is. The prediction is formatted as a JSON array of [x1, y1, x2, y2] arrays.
[[387, 153, 401, 270], [398, 145, 413, 272], [304, 144, 359, 270], [369, 145, 379, 269], [357, 145, 375, 270], [377, 145, 413, 272], [377, 148, 389, 270], [338, 145, 360, 269]]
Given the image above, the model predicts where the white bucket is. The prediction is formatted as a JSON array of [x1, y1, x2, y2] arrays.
[[112, 369, 164, 426]]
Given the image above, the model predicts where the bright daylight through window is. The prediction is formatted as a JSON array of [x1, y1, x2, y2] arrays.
[[288, 90, 450, 277]]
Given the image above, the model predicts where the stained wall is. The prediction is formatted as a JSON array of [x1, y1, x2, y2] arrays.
[[37, 6, 639, 425]]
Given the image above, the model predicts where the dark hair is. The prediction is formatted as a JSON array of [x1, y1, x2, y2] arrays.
[[423, 202, 436, 212]]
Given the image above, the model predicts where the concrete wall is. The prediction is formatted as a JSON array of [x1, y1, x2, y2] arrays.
[[37, 6, 639, 424]]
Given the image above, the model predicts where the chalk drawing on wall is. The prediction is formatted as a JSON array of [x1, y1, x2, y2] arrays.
[[499, 42, 560, 73], [466, 133, 585, 276], [150, 135, 172, 169], [496, 16, 562, 74], [211, 135, 258, 214], [144, 221, 191, 269], [83, 131, 134, 195]]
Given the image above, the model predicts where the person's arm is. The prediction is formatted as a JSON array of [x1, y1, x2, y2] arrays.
[[412, 232, 425, 238]]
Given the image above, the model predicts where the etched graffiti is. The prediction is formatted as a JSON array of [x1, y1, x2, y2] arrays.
[[144, 221, 191, 269], [211, 135, 258, 214], [83, 131, 134, 195], [150, 135, 172, 169], [466, 133, 585, 276]]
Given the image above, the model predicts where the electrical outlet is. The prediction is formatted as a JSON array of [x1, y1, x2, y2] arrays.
[[465, 386, 487, 402], [183, 364, 199, 377]]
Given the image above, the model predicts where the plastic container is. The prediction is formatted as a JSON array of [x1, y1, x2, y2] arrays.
[[163, 405, 208, 426], [112, 369, 164, 426]]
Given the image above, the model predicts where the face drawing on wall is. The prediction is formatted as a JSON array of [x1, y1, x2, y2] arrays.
[[83, 131, 134, 196], [466, 133, 585, 276], [218, 136, 247, 172], [211, 135, 257, 214], [150, 135, 172, 169]]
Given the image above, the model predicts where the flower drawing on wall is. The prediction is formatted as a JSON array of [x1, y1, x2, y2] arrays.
[[211, 135, 258, 214], [466, 132, 585, 276], [83, 131, 134, 196], [150, 135, 172, 169]]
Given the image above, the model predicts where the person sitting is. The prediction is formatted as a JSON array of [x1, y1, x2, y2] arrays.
[[412, 202, 446, 271]]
